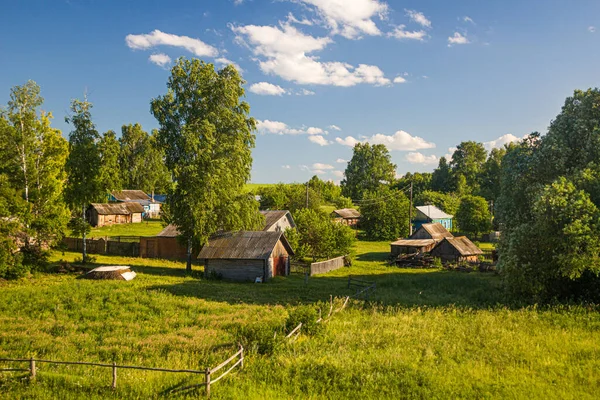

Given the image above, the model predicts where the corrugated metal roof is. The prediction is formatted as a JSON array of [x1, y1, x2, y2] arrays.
[[260, 210, 295, 231], [90, 202, 145, 215], [391, 239, 436, 247], [438, 236, 483, 256], [412, 223, 454, 241], [111, 190, 151, 202], [198, 231, 294, 260], [416, 205, 453, 219], [157, 224, 180, 237], [333, 208, 361, 219]]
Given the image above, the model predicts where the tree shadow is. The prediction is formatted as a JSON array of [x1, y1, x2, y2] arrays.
[[355, 252, 390, 262], [55, 260, 201, 279]]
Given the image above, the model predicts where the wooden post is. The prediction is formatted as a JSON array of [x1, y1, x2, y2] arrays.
[[112, 362, 117, 389], [239, 344, 244, 369], [29, 357, 36, 381], [205, 367, 211, 397]]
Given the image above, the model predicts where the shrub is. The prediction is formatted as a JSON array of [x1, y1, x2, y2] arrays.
[[285, 305, 324, 337], [234, 321, 284, 356]]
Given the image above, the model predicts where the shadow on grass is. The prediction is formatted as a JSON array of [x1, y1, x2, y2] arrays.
[[148, 268, 511, 310], [355, 252, 389, 262]]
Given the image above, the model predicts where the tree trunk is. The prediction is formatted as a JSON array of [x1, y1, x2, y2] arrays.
[[186, 236, 192, 274], [82, 204, 87, 262]]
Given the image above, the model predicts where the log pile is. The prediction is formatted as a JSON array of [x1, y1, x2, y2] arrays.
[[394, 253, 437, 268]]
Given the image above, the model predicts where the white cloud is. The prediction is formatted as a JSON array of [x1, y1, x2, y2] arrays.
[[306, 127, 325, 135], [148, 53, 171, 67], [332, 170, 344, 178], [286, 12, 314, 26], [215, 57, 244, 73], [406, 152, 438, 165], [405, 10, 431, 28], [125, 30, 218, 57], [233, 0, 244, 5], [393, 76, 407, 84], [299, 0, 388, 39], [388, 25, 427, 41], [282, 165, 291, 169], [336, 158, 347, 163], [249, 82, 287, 96], [336, 130, 435, 151], [329, 125, 342, 131], [463, 16, 475, 24], [448, 32, 470, 46], [312, 163, 334, 170], [483, 134, 525, 150], [232, 23, 391, 86], [445, 147, 457, 160], [589, 26, 596, 33], [308, 135, 332, 146], [335, 136, 361, 147], [298, 88, 316, 95], [256, 120, 327, 135]]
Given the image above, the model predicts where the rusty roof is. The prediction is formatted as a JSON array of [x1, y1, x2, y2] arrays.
[[111, 190, 151, 202], [90, 202, 144, 215], [411, 223, 454, 241], [157, 224, 180, 237], [260, 210, 296, 231], [333, 208, 361, 219], [198, 231, 294, 260], [435, 236, 483, 256], [391, 239, 436, 247]]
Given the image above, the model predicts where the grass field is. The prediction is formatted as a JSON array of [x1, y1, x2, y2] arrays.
[[84, 221, 165, 238], [0, 240, 598, 399]]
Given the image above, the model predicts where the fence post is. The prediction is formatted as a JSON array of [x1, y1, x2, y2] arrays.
[[205, 367, 211, 397], [347, 276, 351, 288], [239, 344, 244, 369], [112, 362, 117, 389], [29, 357, 36, 381]]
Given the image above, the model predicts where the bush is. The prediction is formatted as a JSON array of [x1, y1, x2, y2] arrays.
[[285, 305, 324, 336], [234, 321, 285, 356]]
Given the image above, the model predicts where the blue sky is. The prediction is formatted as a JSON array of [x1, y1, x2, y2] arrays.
[[1, 0, 599, 183]]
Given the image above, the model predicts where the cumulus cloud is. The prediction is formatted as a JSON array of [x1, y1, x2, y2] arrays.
[[298, 0, 388, 39], [329, 125, 342, 131], [405, 10, 432, 28], [448, 32, 470, 46], [298, 89, 316, 95], [282, 165, 291, 169], [308, 135, 332, 146], [406, 152, 439, 165], [249, 82, 287, 96], [332, 170, 344, 178], [393, 76, 407, 84], [388, 25, 427, 41], [256, 120, 328, 135], [215, 57, 244, 73], [483, 134, 525, 150], [125, 30, 218, 57], [286, 12, 314, 26], [312, 163, 334, 170], [463, 16, 475, 24], [336, 130, 435, 151], [149, 53, 171, 67], [336, 158, 347, 163], [232, 23, 391, 86]]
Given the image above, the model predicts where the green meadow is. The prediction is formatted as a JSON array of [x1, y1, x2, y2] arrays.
[[0, 240, 598, 399]]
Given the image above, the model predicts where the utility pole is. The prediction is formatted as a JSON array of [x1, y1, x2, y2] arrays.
[[408, 181, 413, 236]]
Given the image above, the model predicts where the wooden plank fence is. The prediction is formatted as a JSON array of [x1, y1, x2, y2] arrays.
[[0, 345, 244, 397], [309, 256, 345, 276]]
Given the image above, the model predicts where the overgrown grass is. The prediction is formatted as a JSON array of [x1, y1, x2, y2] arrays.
[[1, 240, 598, 399], [82, 220, 165, 238]]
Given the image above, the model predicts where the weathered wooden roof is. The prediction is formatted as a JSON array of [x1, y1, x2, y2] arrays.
[[111, 190, 151, 202], [333, 208, 361, 219], [198, 231, 294, 260], [435, 236, 483, 256], [157, 224, 180, 237], [260, 210, 296, 231], [90, 202, 144, 215], [411, 223, 454, 241], [391, 239, 436, 247], [416, 205, 453, 219]]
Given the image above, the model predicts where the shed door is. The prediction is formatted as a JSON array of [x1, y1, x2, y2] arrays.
[[273, 256, 287, 276]]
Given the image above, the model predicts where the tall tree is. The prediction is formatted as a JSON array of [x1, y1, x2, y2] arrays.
[[479, 147, 507, 202], [450, 141, 487, 194], [98, 130, 122, 194], [360, 187, 410, 240], [431, 156, 453, 193], [455, 195, 492, 238], [341, 143, 396, 201], [64, 98, 103, 262], [151, 58, 263, 272]]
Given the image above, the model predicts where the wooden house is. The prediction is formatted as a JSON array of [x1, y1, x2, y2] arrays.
[[430, 236, 483, 263], [414, 205, 453, 231], [110, 190, 162, 219], [390, 223, 454, 256], [87, 203, 145, 227], [199, 231, 294, 282], [139, 224, 194, 260], [260, 210, 296, 232], [332, 208, 361, 227]]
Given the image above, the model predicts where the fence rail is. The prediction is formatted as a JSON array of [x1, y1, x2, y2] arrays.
[[348, 276, 377, 300]]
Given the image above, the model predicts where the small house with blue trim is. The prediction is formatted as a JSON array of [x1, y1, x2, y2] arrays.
[[414, 205, 453, 231]]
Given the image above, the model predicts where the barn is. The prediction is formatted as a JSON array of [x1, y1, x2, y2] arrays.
[[87, 203, 145, 227], [430, 236, 483, 263], [260, 210, 296, 232], [139, 224, 194, 260], [414, 205, 453, 231], [390, 223, 454, 256], [332, 208, 361, 227], [199, 231, 294, 282]]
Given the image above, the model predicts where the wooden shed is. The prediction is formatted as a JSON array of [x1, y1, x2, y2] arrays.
[[199, 231, 294, 282], [139, 224, 195, 260], [390, 223, 454, 256], [87, 203, 144, 227], [430, 236, 483, 263], [332, 208, 361, 227], [260, 210, 296, 232], [110, 190, 162, 219]]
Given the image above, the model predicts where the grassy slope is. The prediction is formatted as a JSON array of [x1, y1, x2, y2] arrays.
[[85, 221, 165, 238], [0, 241, 598, 399]]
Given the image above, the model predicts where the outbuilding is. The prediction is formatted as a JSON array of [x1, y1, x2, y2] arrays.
[[390, 223, 454, 256], [139, 224, 193, 260], [260, 210, 296, 232], [332, 208, 361, 227], [199, 231, 294, 282], [430, 236, 483, 263], [110, 190, 162, 219], [414, 205, 453, 231], [87, 203, 145, 227]]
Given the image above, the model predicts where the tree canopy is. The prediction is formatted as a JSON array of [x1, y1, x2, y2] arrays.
[[341, 143, 396, 201], [360, 187, 410, 241]]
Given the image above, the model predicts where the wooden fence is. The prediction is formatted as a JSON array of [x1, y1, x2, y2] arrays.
[[310, 256, 345, 276], [347, 276, 377, 300], [62, 237, 140, 257], [0, 345, 243, 397]]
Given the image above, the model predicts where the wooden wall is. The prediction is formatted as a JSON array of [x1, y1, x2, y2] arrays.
[[139, 237, 193, 260], [204, 259, 266, 282], [310, 256, 345, 276]]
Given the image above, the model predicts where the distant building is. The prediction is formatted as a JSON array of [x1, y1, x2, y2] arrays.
[[430, 236, 483, 263], [391, 223, 454, 256], [260, 210, 296, 232], [332, 208, 361, 227], [87, 203, 145, 227], [109, 190, 162, 218], [414, 205, 453, 231], [199, 231, 294, 281], [139, 224, 194, 260]]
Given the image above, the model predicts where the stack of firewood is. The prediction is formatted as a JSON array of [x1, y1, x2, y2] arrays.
[[394, 253, 436, 268]]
